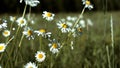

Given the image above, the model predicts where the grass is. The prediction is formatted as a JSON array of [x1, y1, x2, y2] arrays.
[[0, 11, 120, 68]]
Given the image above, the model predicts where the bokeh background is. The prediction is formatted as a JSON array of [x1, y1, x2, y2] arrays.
[[0, 0, 120, 13]]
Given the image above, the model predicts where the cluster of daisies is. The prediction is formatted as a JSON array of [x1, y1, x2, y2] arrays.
[[0, 0, 94, 68]]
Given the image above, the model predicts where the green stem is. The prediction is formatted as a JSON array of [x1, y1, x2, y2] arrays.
[[22, 5, 27, 18], [106, 46, 111, 68], [19, 34, 24, 47]]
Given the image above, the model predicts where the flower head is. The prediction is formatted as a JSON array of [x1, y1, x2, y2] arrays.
[[16, 17, 27, 27], [2, 30, 11, 37], [42, 11, 55, 21], [10, 16, 16, 22], [34, 29, 51, 38], [0, 43, 6, 53], [24, 62, 37, 68], [35, 51, 46, 62], [48, 39, 61, 54], [23, 27, 34, 40], [82, 0, 93, 10], [57, 20, 71, 33], [24, 0, 40, 7], [0, 19, 7, 31]]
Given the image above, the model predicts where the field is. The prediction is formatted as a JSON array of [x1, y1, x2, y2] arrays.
[[0, 11, 119, 68]]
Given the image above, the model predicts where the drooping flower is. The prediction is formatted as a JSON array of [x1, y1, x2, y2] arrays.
[[16, 17, 27, 27], [34, 29, 51, 38], [2, 30, 11, 37], [0, 43, 6, 53], [24, 62, 38, 68], [35, 51, 46, 62], [42, 11, 55, 21], [24, 0, 40, 7]]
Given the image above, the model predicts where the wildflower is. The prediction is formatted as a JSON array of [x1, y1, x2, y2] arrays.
[[34, 29, 51, 38], [0, 43, 6, 53], [24, 0, 40, 7], [16, 17, 27, 27], [24, 62, 37, 68], [0, 19, 7, 30], [57, 21, 71, 33], [42, 11, 55, 21], [23, 27, 34, 40], [70, 41, 74, 50], [67, 16, 77, 21], [10, 16, 16, 22], [82, 0, 93, 10], [0, 65, 1, 68], [35, 51, 46, 62], [79, 19, 86, 28], [2, 30, 11, 37], [48, 39, 61, 54]]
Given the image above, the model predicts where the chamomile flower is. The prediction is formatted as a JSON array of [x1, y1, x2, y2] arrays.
[[0, 19, 7, 30], [23, 27, 34, 40], [16, 17, 27, 27], [79, 19, 86, 28], [34, 29, 51, 38], [82, 0, 93, 10], [48, 39, 61, 54], [42, 11, 55, 21], [0, 43, 6, 53], [2, 30, 11, 37], [35, 51, 46, 62], [24, 0, 40, 7], [24, 62, 37, 68], [57, 21, 71, 33], [10, 16, 16, 22]]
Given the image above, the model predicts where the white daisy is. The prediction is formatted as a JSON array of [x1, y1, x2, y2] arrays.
[[79, 19, 86, 28], [16, 17, 27, 27], [10, 16, 16, 22], [2, 30, 11, 37], [42, 11, 55, 21], [24, 0, 40, 7], [0, 19, 7, 30], [34, 29, 51, 38], [23, 27, 34, 40], [57, 21, 71, 33], [24, 62, 37, 68], [35, 51, 46, 62], [87, 18, 93, 26], [82, 0, 93, 10], [0, 43, 6, 53]]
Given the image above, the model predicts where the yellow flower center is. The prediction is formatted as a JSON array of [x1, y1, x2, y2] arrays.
[[86, 1, 91, 5], [77, 28, 82, 32], [38, 53, 43, 59], [39, 29, 46, 33], [29, 66, 33, 68], [4, 31, 9, 35], [46, 12, 52, 17], [27, 30, 32, 36], [52, 43, 57, 48], [0, 45, 4, 50], [20, 19, 24, 24], [62, 23, 67, 28]]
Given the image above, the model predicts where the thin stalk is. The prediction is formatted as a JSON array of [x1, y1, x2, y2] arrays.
[[39, 36, 42, 50], [106, 46, 111, 68], [22, 5, 27, 18], [110, 15, 114, 68], [18, 34, 24, 47]]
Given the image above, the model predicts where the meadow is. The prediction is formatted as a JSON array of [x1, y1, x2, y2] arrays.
[[0, 0, 120, 68]]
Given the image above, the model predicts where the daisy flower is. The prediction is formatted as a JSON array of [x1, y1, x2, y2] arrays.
[[2, 30, 11, 37], [24, 62, 38, 68], [10, 16, 16, 22], [16, 17, 27, 27], [79, 19, 86, 28], [57, 21, 71, 33], [23, 27, 34, 40], [0, 19, 7, 30], [82, 0, 93, 10], [24, 0, 40, 7], [48, 39, 61, 54], [42, 11, 55, 21], [0, 43, 6, 53], [34, 29, 51, 38], [35, 51, 46, 62]]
